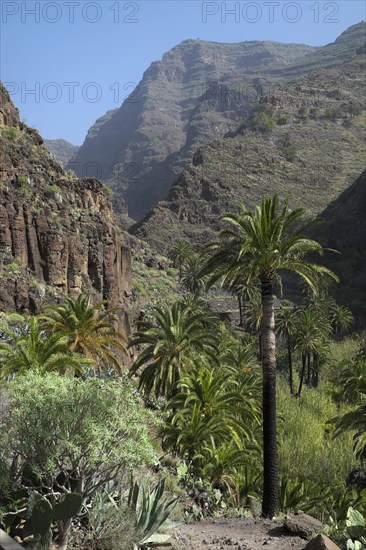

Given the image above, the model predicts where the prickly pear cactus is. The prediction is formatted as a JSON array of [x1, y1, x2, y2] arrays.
[[31, 495, 53, 536], [53, 493, 82, 521]]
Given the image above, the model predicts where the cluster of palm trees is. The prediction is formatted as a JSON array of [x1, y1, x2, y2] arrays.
[[129, 297, 262, 498], [1, 196, 359, 521], [165, 197, 339, 517], [0, 295, 126, 378]]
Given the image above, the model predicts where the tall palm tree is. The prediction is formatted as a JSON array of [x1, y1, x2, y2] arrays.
[[129, 300, 219, 399], [168, 241, 193, 279], [202, 196, 338, 518], [0, 317, 87, 378], [39, 294, 126, 375], [277, 303, 297, 395]]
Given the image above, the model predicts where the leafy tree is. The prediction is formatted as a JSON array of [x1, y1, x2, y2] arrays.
[[129, 300, 220, 399], [168, 241, 193, 279], [0, 317, 87, 378], [0, 372, 157, 547], [39, 294, 126, 375], [202, 196, 338, 517]]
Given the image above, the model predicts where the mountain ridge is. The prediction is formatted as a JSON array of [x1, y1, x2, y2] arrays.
[[68, 22, 365, 221]]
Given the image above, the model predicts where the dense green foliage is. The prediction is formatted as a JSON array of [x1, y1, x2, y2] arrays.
[[1, 195, 365, 547]]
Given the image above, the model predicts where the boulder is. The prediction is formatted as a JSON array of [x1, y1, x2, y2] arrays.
[[304, 533, 342, 550], [285, 511, 324, 538]]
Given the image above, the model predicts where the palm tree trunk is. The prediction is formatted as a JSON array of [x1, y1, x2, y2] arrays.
[[260, 279, 278, 518], [298, 353, 306, 397], [238, 295, 243, 327], [287, 337, 294, 395], [306, 352, 311, 387]]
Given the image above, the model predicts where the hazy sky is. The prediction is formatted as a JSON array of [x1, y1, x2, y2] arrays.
[[1, 1, 365, 144]]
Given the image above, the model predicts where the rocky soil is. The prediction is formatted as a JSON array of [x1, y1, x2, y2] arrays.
[[170, 518, 313, 550]]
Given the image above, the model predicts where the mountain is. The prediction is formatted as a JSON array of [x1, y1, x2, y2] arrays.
[[44, 139, 79, 167], [69, 22, 365, 222], [132, 50, 366, 252], [311, 169, 366, 321], [0, 83, 131, 331]]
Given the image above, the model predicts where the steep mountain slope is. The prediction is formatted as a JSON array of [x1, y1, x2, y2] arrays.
[[132, 51, 366, 253], [0, 83, 131, 331], [69, 22, 365, 221], [44, 139, 79, 167], [311, 169, 366, 320]]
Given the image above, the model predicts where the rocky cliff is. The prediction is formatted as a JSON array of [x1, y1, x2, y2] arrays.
[[310, 169, 366, 321], [44, 139, 79, 167], [69, 22, 365, 221], [132, 51, 366, 253], [0, 83, 131, 332]]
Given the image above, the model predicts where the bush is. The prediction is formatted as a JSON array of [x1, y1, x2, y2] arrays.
[[278, 377, 358, 497], [249, 104, 276, 133], [1, 126, 18, 140], [0, 373, 158, 544]]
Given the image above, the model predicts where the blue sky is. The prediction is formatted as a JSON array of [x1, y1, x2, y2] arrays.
[[1, 1, 365, 144]]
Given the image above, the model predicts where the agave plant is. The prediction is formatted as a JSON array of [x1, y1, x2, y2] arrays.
[[128, 478, 179, 548]]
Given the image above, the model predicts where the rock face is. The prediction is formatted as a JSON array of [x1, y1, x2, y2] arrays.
[[69, 22, 365, 221], [132, 51, 366, 254], [44, 139, 79, 167], [309, 169, 366, 323], [0, 83, 131, 332]]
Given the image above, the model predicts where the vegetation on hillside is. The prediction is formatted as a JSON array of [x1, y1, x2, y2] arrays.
[[0, 197, 365, 549]]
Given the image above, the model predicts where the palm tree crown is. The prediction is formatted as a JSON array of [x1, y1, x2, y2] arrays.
[[39, 294, 126, 374], [0, 317, 87, 378], [129, 300, 220, 399]]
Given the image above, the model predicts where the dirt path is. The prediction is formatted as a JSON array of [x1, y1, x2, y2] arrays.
[[170, 518, 309, 550]]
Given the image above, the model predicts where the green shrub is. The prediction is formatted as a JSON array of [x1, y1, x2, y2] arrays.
[[46, 184, 61, 194], [1, 126, 18, 140], [102, 184, 113, 196], [278, 377, 358, 496], [0, 373, 157, 497]]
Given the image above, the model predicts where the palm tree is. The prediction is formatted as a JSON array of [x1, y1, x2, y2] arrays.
[[202, 196, 338, 518], [293, 307, 330, 395], [331, 304, 353, 338], [0, 317, 87, 378], [277, 304, 297, 395], [163, 363, 260, 468], [181, 255, 209, 296], [168, 241, 193, 279], [129, 300, 219, 399], [39, 294, 126, 375]]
